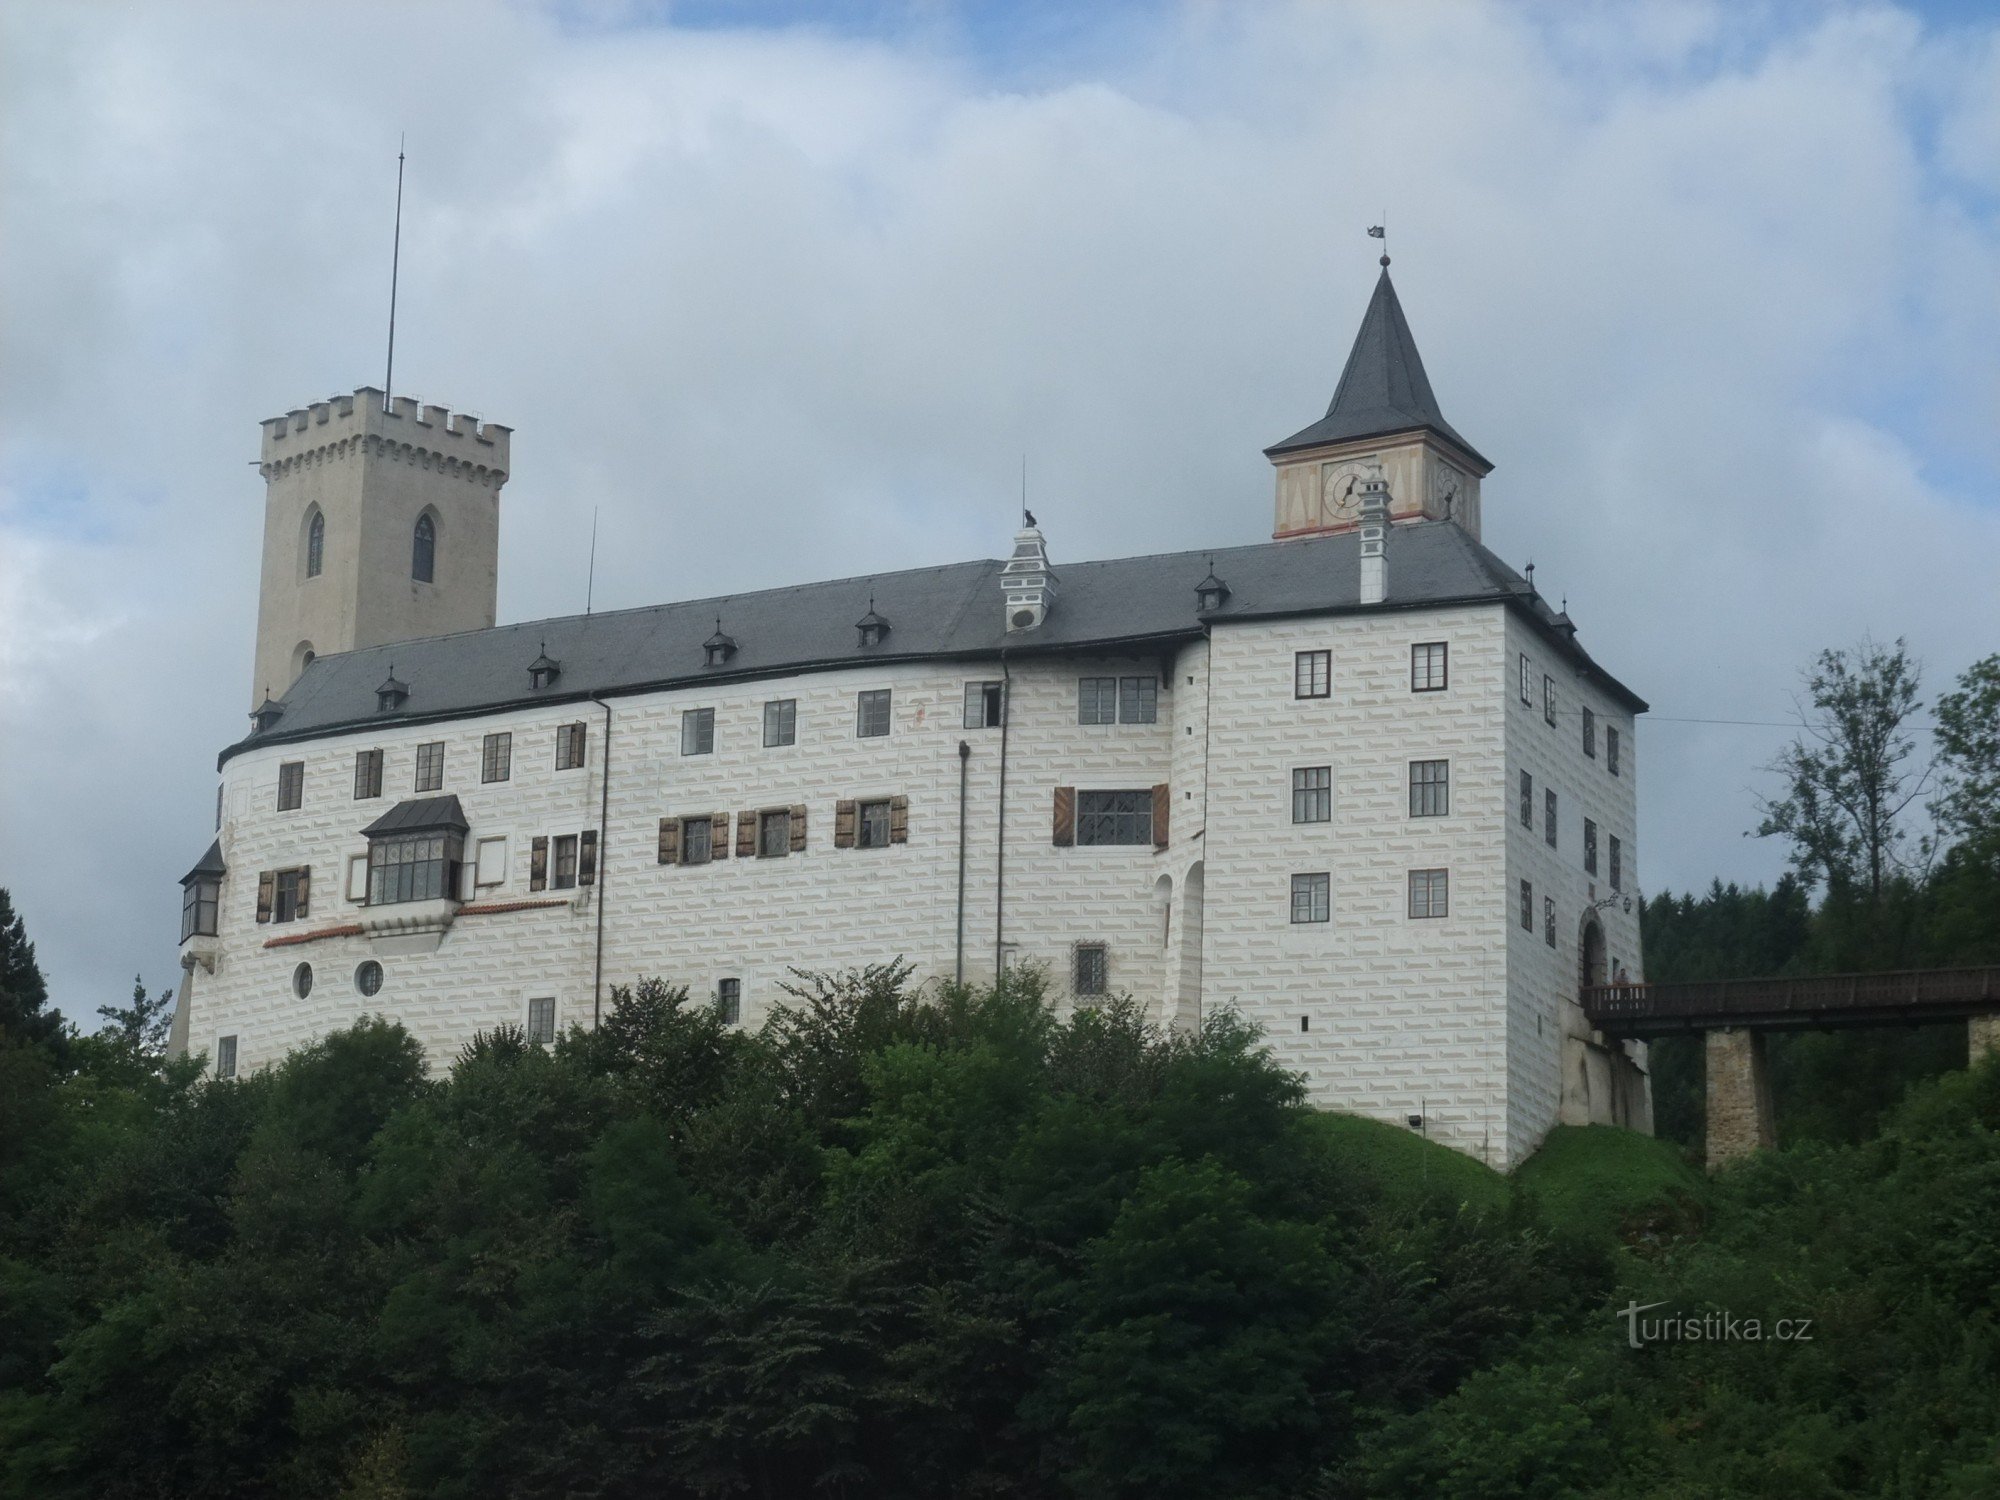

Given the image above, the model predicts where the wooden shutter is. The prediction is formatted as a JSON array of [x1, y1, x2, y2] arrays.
[[1053, 786, 1075, 847], [530, 836, 548, 891], [790, 804, 808, 852], [889, 795, 909, 844], [295, 866, 311, 919], [579, 830, 598, 886], [256, 870, 275, 923], [736, 810, 756, 858], [658, 818, 679, 865], [834, 799, 857, 849], [711, 811, 730, 860], [1151, 784, 1170, 849]]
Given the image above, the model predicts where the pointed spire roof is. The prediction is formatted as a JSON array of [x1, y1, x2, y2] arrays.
[[1266, 267, 1487, 467]]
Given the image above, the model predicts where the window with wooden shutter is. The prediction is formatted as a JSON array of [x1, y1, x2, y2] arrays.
[[295, 866, 311, 919], [579, 830, 598, 886], [711, 812, 731, 860], [658, 818, 680, 865], [736, 810, 757, 858], [834, 799, 857, 849], [1053, 786, 1076, 846], [1151, 784, 1169, 848], [790, 804, 808, 852], [256, 870, 275, 923], [889, 795, 908, 844], [530, 836, 548, 891]]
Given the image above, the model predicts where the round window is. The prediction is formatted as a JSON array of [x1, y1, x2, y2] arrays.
[[293, 962, 313, 999], [355, 960, 383, 998]]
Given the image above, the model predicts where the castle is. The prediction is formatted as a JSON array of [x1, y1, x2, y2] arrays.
[[171, 266, 1650, 1166]]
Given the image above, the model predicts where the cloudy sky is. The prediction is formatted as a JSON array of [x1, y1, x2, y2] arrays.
[[3, 0, 1997, 1021]]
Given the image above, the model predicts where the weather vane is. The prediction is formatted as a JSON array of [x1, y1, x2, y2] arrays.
[[1368, 221, 1388, 267]]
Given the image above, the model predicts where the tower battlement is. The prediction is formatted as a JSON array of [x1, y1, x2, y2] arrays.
[[260, 387, 511, 484]]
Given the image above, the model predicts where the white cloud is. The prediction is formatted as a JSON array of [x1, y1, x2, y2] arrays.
[[1, 1, 1996, 1016]]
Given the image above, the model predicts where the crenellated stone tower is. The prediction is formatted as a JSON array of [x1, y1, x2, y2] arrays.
[[250, 388, 510, 710], [1266, 264, 1491, 542]]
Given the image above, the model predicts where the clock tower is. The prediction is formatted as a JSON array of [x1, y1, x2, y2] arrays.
[[1266, 263, 1490, 542]]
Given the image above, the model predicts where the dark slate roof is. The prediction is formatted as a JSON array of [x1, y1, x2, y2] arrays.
[[222, 522, 1642, 765], [1266, 268, 1489, 466], [181, 838, 226, 885], [360, 795, 470, 837]]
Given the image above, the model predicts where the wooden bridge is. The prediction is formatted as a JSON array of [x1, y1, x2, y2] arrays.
[[1578, 967, 2000, 1168]]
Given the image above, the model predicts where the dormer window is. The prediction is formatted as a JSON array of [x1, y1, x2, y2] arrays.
[[528, 646, 561, 689], [376, 671, 409, 713], [1195, 563, 1229, 613], [702, 620, 737, 668], [856, 602, 889, 649], [251, 697, 284, 733]]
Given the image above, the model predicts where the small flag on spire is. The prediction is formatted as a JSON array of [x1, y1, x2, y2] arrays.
[[1367, 225, 1385, 238]]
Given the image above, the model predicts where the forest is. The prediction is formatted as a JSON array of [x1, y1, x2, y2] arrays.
[[0, 641, 1993, 1498]]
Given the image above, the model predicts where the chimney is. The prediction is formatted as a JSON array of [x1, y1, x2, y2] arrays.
[[1358, 460, 1389, 606], [1002, 519, 1057, 632]]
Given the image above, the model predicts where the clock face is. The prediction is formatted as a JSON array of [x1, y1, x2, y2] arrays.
[[1430, 461, 1464, 519], [1320, 462, 1369, 524]]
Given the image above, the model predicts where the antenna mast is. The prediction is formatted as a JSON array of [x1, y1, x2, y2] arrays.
[[383, 136, 406, 413], [586, 507, 599, 615]]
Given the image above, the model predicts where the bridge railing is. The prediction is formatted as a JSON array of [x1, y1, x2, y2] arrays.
[[1584, 967, 2000, 1030]]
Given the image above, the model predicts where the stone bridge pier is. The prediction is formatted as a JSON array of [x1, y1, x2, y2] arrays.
[[1704, 1028, 1776, 1169]]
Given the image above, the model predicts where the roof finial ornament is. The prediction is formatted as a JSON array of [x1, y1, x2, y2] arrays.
[[1525, 560, 1536, 591], [1368, 221, 1388, 268]]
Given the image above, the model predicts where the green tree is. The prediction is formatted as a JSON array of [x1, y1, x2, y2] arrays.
[[94, 975, 173, 1068], [1932, 652, 2000, 851], [0, 889, 62, 1056]]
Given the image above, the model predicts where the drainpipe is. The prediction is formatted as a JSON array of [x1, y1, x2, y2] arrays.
[[591, 693, 613, 1026], [955, 738, 971, 984], [994, 654, 1012, 983]]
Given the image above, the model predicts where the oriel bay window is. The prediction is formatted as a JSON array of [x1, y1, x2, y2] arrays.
[[361, 796, 469, 906]]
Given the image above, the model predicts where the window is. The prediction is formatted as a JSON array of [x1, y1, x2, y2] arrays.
[[1543, 674, 1557, 727], [272, 867, 308, 923], [1074, 944, 1108, 995], [1295, 650, 1331, 699], [277, 761, 304, 812], [527, 996, 556, 1044], [1608, 726, 1621, 776], [369, 830, 463, 904], [1545, 788, 1558, 848], [1079, 677, 1117, 724], [1118, 677, 1158, 724], [857, 799, 893, 849], [552, 834, 579, 889], [1292, 766, 1332, 824], [716, 978, 741, 1026], [556, 722, 586, 770], [1520, 878, 1533, 932], [412, 513, 435, 583], [1584, 818, 1599, 875], [216, 1035, 237, 1080], [481, 732, 512, 784], [965, 681, 1004, 729], [355, 960, 383, 997], [306, 511, 324, 578], [1544, 896, 1556, 947], [354, 749, 383, 800], [216, 783, 224, 830], [1519, 653, 1531, 704], [1520, 770, 1533, 828], [856, 689, 891, 739], [682, 816, 713, 866], [1582, 706, 1597, 758], [682, 707, 715, 756], [181, 877, 219, 942], [1411, 641, 1448, 692], [764, 699, 797, 747], [1076, 790, 1153, 846], [415, 741, 445, 792], [1610, 835, 1623, 891], [1409, 760, 1449, 817], [758, 809, 792, 858], [1408, 869, 1449, 919], [1291, 872, 1331, 924], [292, 962, 313, 999]]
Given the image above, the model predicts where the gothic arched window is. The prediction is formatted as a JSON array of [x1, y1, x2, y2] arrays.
[[412, 514, 436, 583], [305, 511, 324, 578]]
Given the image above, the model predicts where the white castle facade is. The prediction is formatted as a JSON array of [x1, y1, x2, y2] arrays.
[[172, 268, 1650, 1167]]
